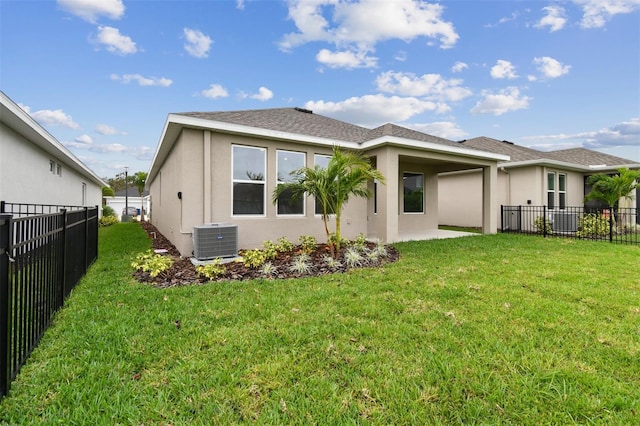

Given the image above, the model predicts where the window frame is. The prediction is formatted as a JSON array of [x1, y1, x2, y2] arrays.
[[547, 172, 556, 210], [275, 149, 306, 216], [558, 173, 567, 210], [403, 172, 424, 214], [231, 144, 267, 217]]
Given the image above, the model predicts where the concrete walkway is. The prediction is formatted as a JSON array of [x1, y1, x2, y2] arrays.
[[395, 229, 481, 242]]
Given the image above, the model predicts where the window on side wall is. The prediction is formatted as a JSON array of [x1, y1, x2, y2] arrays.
[[403, 172, 424, 213], [314, 153, 333, 215], [276, 150, 305, 215], [232, 145, 266, 216], [558, 173, 566, 210], [547, 172, 555, 209]]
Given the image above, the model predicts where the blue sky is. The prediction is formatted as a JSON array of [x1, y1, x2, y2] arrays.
[[2, 0, 639, 178]]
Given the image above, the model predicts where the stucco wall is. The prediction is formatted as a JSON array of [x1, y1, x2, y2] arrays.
[[149, 129, 369, 256], [0, 124, 102, 209]]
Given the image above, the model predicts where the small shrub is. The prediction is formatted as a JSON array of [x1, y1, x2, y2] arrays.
[[196, 258, 225, 280], [364, 248, 380, 264], [577, 213, 610, 237], [344, 247, 364, 268], [99, 216, 119, 227], [298, 235, 317, 254], [289, 253, 312, 275], [329, 233, 349, 248], [262, 241, 279, 260], [242, 248, 267, 269], [534, 216, 552, 235], [102, 205, 116, 217], [351, 233, 368, 251], [275, 237, 294, 253], [373, 240, 388, 258], [131, 250, 173, 278]]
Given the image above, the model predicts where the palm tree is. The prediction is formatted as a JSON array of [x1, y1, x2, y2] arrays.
[[584, 167, 640, 227], [132, 171, 148, 220], [273, 146, 385, 256]]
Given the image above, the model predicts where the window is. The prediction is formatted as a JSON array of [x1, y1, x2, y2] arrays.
[[314, 154, 333, 215], [49, 160, 55, 173], [403, 172, 424, 213], [56, 163, 62, 176], [82, 183, 87, 205], [558, 173, 566, 210], [276, 150, 305, 215], [547, 172, 555, 209], [232, 145, 266, 215]]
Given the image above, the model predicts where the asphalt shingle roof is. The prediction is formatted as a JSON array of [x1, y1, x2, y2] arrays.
[[545, 147, 636, 167], [178, 108, 462, 149], [459, 137, 548, 162]]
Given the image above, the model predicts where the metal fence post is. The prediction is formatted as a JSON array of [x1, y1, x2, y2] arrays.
[[609, 209, 614, 243], [543, 205, 547, 238], [84, 207, 89, 270], [60, 209, 67, 301], [0, 214, 12, 397]]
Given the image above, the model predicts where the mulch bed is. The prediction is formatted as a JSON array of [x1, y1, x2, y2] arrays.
[[135, 221, 399, 288]]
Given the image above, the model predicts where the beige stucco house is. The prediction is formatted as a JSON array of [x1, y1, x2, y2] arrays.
[[0, 91, 106, 212], [438, 136, 640, 229], [147, 108, 508, 257]]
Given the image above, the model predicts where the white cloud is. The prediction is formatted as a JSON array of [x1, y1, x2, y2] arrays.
[[96, 123, 119, 135], [94, 26, 137, 55], [249, 86, 274, 101], [75, 134, 93, 144], [19, 103, 80, 129], [573, 0, 640, 29], [533, 56, 570, 78], [57, 0, 124, 23], [110, 74, 172, 87], [201, 84, 229, 99], [183, 28, 213, 58], [375, 71, 472, 102], [490, 59, 518, 79], [471, 87, 531, 116], [394, 50, 408, 62], [451, 61, 468, 73], [316, 48, 377, 69], [485, 11, 520, 28], [236, 0, 245, 10], [305, 94, 445, 127], [280, 0, 458, 68], [521, 118, 640, 150], [535, 5, 567, 32], [408, 121, 468, 139]]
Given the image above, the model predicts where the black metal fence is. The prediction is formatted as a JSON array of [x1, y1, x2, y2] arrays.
[[501, 205, 639, 246], [0, 205, 98, 398]]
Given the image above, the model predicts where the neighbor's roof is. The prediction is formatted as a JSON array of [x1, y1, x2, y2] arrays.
[[0, 91, 107, 188], [149, 107, 509, 181], [460, 136, 639, 171]]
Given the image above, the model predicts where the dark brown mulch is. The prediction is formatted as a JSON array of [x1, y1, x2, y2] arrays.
[[135, 221, 399, 288]]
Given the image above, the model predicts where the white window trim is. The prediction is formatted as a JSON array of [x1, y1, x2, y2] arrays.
[[403, 171, 424, 214], [558, 173, 567, 210], [276, 149, 306, 217], [547, 171, 556, 210], [231, 145, 267, 218]]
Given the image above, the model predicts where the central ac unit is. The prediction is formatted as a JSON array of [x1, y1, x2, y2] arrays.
[[551, 212, 578, 232], [193, 223, 238, 260]]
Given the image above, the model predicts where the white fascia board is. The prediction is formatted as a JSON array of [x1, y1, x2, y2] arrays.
[[1, 91, 108, 188], [503, 159, 640, 173], [361, 135, 510, 162]]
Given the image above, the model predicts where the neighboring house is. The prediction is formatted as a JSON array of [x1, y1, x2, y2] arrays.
[[104, 189, 150, 220], [147, 107, 509, 257], [438, 136, 640, 228], [0, 91, 107, 212]]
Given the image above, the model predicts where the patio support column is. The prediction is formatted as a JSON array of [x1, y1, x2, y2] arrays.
[[482, 164, 498, 234], [377, 148, 399, 243]]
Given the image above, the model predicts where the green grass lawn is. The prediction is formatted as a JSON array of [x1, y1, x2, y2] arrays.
[[1, 223, 639, 425]]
